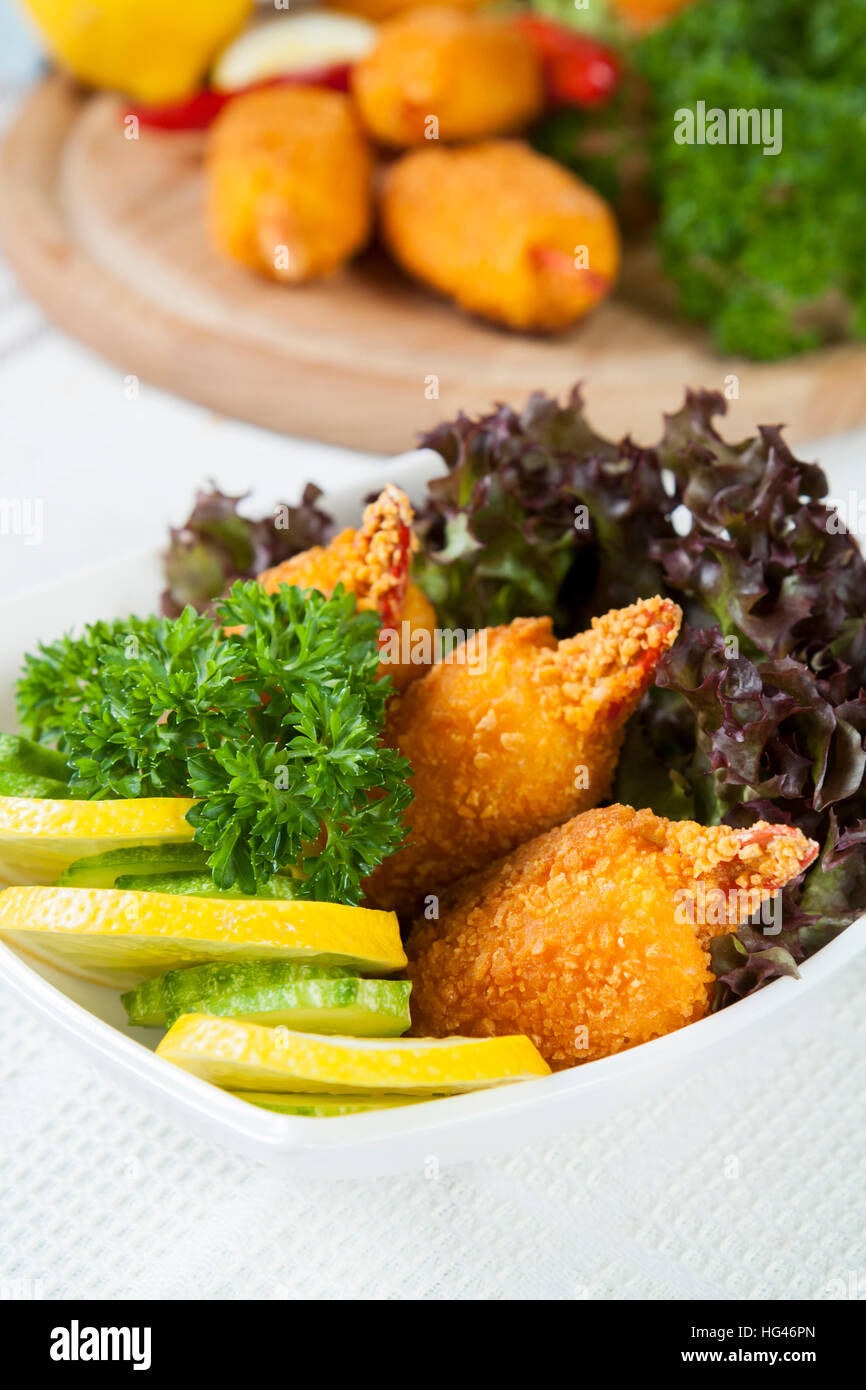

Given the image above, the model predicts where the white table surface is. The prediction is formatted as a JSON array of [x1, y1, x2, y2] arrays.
[[1, 64, 865, 1301]]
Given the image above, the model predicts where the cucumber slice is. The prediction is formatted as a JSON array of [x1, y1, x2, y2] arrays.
[[0, 734, 70, 784], [122, 960, 411, 1034], [230, 1091, 424, 1116], [0, 770, 71, 799], [57, 844, 208, 889], [112, 870, 298, 900]]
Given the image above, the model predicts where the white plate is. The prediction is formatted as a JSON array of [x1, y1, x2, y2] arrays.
[[1, 451, 863, 1177]]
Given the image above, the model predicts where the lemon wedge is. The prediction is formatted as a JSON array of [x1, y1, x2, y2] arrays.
[[156, 1015, 551, 1094], [0, 796, 196, 887], [0, 886, 405, 988]]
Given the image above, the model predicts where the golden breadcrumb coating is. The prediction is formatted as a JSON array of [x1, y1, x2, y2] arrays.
[[659, 820, 818, 946], [380, 139, 620, 331], [207, 86, 372, 282], [257, 485, 436, 692], [352, 9, 544, 147], [406, 804, 819, 1067], [364, 597, 682, 915]]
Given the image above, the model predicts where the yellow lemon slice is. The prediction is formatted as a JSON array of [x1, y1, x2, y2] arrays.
[[156, 1014, 551, 1094], [230, 1091, 425, 1117], [19, 0, 253, 105], [0, 796, 196, 887], [0, 886, 405, 989]]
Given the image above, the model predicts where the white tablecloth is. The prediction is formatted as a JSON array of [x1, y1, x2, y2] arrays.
[[0, 71, 864, 1302]]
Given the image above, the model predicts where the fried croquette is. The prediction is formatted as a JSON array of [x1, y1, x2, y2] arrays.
[[352, 9, 544, 146], [363, 597, 682, 914], [257, 484, 437, 691], [380, 140, 620, 330], [406, 805, 819, 1067], [207, 86, 373, 282]]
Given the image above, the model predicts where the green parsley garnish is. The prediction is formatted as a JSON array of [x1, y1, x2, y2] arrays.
[[16, 582, 413, 902]]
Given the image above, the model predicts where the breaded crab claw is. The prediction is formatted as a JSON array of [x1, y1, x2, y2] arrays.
[[364, 596, 682, 914], [257, 484, 437, 692], [406, 804, 819, 1068]]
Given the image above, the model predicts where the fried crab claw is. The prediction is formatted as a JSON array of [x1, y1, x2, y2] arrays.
[[663, 819, 820, 947], [405, 804, 820, 1069], [257, 484, 436, 691], [554, 594, 682, 729], [363, 596, 683, 916]]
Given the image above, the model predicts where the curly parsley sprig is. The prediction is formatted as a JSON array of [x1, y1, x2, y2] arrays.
[[16, 582, 413, 902]]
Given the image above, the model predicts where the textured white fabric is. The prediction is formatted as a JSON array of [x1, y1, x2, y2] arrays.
[[0, 81, 865, 1300], [2, 964, 865, 1301]]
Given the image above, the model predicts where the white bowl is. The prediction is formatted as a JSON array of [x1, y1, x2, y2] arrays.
[[1, 452, 863, 1177]]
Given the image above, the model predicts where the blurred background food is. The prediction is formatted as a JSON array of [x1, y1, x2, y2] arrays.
[[532, 0, 866, 358], [208, 85, 373, 282], [211, 11, 375, 93], [18, 0, 253, 103], [381, 140, 619, 330], [604, 0, 693, 27], [13, 0, 866, 352], [351, 8, 545, 146], [324, 0, 491, 17], [3, 0, 866, 449]]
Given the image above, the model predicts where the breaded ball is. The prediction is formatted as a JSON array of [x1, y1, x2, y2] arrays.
[[406, 806, 819, 1068], [364, 599, 681, 916], [207, 86, 373, 282], [380, 140, 620, 330], [352, 9, 544, 146]]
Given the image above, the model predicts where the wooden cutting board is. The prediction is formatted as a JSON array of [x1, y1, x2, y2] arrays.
[[2, 74, 866, 453]]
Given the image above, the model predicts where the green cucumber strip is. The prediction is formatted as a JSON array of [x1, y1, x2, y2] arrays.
[[0, 733, 70, 781], [0, 770, 72, 799], [123, 961, 362, 1026], [122, 960, 412, 1036], [231, 1091, 425, 1116], [121, 974, 172, 1028], [113, 870, 298, 899], [57, 843, 207, 888]]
